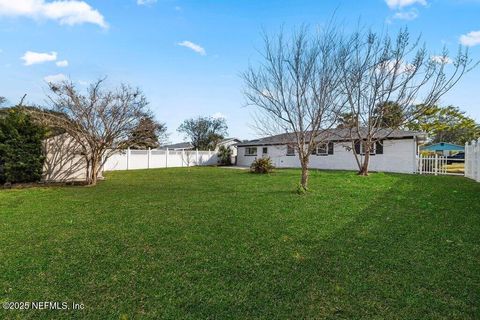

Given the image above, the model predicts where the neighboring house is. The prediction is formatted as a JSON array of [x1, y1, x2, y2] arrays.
[[159, 142, 194, 151], [216, 137, 242, 156], [237, 128, 426, 174], [420, 142, 464, 156]]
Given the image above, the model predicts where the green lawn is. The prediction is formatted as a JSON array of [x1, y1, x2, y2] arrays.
[[1, 168, 479, 319]]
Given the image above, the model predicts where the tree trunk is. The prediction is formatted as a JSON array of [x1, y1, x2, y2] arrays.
[[87, 156, 99, 186], [358, 151, 370, 176], [300, 159, 309, 190]]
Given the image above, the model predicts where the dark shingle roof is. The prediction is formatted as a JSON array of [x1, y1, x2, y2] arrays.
[[237, 128, 426, 147]]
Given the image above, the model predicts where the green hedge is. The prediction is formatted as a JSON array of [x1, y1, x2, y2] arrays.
[[0, 108, 46, 184]]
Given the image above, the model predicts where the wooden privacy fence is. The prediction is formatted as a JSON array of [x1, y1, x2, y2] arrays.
[[465, 139, 480, 182], [103, 148, 218, 171]]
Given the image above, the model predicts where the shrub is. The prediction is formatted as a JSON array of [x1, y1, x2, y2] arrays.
[[217, 145, 233, 166], [250, 157, 274, 174], [0, 108, 46, 184]]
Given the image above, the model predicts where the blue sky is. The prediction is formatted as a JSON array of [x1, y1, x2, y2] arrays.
[[0, 0, 479, 142]]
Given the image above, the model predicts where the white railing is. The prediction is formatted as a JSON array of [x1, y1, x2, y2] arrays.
[[417, 154, 466, 176], [103, 148, 218, 172], [418, 154, 448, 175], [465, 138, 480, 182]]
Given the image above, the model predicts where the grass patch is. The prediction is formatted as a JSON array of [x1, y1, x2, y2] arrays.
[[1, 168, 479, 319]]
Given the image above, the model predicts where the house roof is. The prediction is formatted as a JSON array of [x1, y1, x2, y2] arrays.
[[218, 137, 241, 145], [237, 128, 426, 147], [420, 142, 464, 152], [160, 142, 194, 150]]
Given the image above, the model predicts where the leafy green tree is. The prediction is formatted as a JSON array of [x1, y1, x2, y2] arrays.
[[217, 145, 233, 165], [408, 105, 480, 145], [177, 116, 227, 150], [0, 108, 46, 184], [337, 112, 358, 129], [129, 115, 168, 149], [373, 102, 404, 129]]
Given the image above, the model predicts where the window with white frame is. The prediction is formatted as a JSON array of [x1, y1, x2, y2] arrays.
[[361, 141, 376, 155], [316, 143, 328, 155], [286, 145, 295, 156], [245, 147, 257, 156]]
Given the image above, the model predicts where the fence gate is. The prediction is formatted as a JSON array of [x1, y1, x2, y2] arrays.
[[417, 154, 464, 176]]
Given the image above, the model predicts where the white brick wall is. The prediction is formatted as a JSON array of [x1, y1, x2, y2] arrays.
[[237, 139, 417, 174]]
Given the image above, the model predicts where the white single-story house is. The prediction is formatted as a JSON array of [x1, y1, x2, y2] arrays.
[[216, 137, 242, 156], [236, 129, 426, 174]]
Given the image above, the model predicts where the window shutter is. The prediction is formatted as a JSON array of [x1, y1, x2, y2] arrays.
[[354, 140, 361, 154], [328, 142, 334, 155], [376, 141, 384, 154]]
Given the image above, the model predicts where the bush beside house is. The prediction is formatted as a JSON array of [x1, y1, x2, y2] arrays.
[[0, 108, 46, 184], [217, 145, 233, 166], [250, 157, 274, 174]]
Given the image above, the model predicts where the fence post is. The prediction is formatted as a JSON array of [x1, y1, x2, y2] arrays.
[[147, 147, 151, 169], [465, 142, 469, 178], [434, 154, 438, 176], [419, 154, 422, 174], [126, 147, 130, 170], [471, 140, 475, 181], [196, 149, 199, 166], [166, 148, 169, 168], [472, 140, 476, 181], [182, 149, 185, 167], [473, 138, 480, 182]]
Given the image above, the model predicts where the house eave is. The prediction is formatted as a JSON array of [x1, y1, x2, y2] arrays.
[[237, 135, 420, 147]]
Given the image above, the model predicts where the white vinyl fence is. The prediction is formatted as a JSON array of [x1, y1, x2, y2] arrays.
[[417, 154, 450, 175], [465, 139, 480, 182], [103, 148, 218, 171]]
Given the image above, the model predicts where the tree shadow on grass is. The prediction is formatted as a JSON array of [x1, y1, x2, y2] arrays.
[[283, 176, 480, 319], [176, 174, 480, 319]]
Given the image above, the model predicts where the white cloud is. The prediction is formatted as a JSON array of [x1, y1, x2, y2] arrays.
[[56, 59, 68, 67], [137, 0, 157, 5], [21, 51, 57, 65], [177, 41, 206, 56], [377, 60, 416, 75], [460, 30, 480, 47], [44, 73, 67, 83], [385, 0, 427, 9], [174, 6, 182, 11], [0, 0, 108, 28], [431, 55, 453, 64], [212, 112, 226, 119], [392, 9, 418, 20]]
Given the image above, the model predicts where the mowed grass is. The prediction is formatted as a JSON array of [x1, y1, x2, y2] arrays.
[[0, 168, 479, 319]]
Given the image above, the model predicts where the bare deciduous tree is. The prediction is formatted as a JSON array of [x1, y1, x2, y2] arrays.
[[33, 79, 151, 185], [337, 28, 476, 175], [242, 26, 344, 190]]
